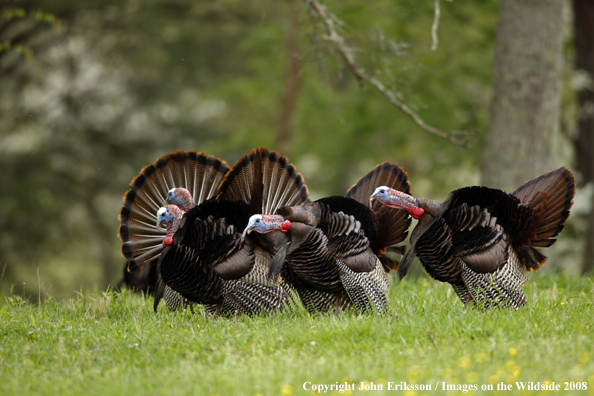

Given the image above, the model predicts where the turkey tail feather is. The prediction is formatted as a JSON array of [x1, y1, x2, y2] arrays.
[[512, 167, 575, 251], [346, 161, 411, 205], [346, 162, 412, 250], [217, 147, 309, 214], [118, 151, 229, 272], [251, 149, 264, 213]]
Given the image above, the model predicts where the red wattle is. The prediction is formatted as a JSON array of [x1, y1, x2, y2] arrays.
[[411, 207, 425, 220], [163, 236, 174, 246], [280, 220, 291, 233]]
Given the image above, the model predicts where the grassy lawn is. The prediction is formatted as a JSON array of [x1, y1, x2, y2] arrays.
[[1, 274, 593, 396]]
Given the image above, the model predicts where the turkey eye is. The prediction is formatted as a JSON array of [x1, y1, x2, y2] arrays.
[[256, 219, 260, 223]]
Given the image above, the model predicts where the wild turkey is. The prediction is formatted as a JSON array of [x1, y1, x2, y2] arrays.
[[117, 150, 230, 306], [244, 162, 412, 314], [370, 167, 576, 309], [155, 147, 309, 316]]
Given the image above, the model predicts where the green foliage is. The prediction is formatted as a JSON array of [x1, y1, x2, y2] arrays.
[[0, 8, 57, 24], [0, 276, 593, 395], [0, 8, 58, 59]]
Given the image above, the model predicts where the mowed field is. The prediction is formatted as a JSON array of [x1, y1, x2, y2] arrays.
[[1, 274, 593, 396]]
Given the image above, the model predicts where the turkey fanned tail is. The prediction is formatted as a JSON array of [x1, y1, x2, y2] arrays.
[[119, 151, 230, 270], [118, 150, 229, 292], [217, 147, 309, 215], [512, 167, 576, 269]]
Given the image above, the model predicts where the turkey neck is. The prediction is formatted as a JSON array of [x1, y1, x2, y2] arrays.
[[415, 197, 447, 218], [277, 202, 322, 227], [408, 197, 446, 246]]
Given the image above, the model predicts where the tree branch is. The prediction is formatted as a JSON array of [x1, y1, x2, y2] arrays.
[[431, 0, 440, 51], [305, 0, 476, 147]]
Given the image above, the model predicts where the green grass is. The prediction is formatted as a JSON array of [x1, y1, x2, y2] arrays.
[[1, 275, 593, 396]]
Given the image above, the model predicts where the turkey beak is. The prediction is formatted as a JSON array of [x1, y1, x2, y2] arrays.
[[156, 218, 167, 231], [370, 190, 384, 209], [242, 225, 256, 238], [157, 213, 167, 231]]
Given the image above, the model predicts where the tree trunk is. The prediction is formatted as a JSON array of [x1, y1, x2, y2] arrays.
[[573, 0, 594, 274], [482, 0, 565, 191], [277, 0, 301, 154]]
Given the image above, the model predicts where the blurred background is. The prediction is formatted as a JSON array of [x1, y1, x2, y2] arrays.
[[1, 0, 592, 300]]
